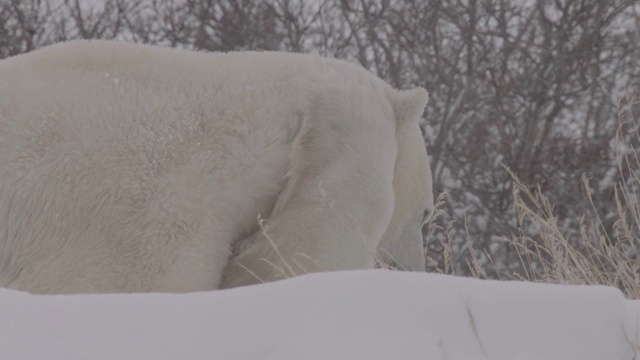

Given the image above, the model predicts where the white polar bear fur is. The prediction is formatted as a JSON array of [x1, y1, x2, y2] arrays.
[[0, 40, 432, 294]]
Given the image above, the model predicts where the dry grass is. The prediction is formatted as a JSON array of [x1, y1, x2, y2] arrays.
[[501, 91, 640, 299], [428, 90, 640, 299], [506, 169, 640, 299]]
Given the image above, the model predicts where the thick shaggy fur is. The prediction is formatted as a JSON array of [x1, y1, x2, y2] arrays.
[[0, 41, 432, 293]]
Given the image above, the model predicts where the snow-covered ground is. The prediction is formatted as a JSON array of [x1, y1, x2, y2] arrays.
[[2, 270, 638, 360]]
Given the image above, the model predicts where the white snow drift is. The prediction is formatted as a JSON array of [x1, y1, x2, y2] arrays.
[[2, 271, 638, 360]]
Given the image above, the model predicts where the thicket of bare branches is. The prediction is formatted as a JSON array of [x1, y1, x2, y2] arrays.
[[1, 0, 639, 279]]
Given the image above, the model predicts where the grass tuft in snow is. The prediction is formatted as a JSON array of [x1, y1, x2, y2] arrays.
[[503, 90, 640, 299], [426, 90, 640, 299]]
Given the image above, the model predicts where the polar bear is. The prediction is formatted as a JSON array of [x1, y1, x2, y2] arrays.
[[0, 40, 432, 294]]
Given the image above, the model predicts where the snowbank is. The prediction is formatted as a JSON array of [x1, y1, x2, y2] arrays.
[[2, 270, 638, 360]]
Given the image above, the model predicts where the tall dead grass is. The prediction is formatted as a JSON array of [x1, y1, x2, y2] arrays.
[[507, 170, 640, 299], [426, 90, 640, 299], [504, 91, 640, 299]]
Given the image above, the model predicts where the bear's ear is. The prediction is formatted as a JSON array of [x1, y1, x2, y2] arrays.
[[388, 87, 429, 124]]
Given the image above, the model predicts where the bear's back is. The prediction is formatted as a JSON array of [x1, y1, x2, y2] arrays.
[[0, 41, 318, 292], [0, 41, 428, 293]]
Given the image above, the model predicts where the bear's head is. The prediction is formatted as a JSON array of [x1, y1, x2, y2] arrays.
[[377, 87, 433, 272]]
